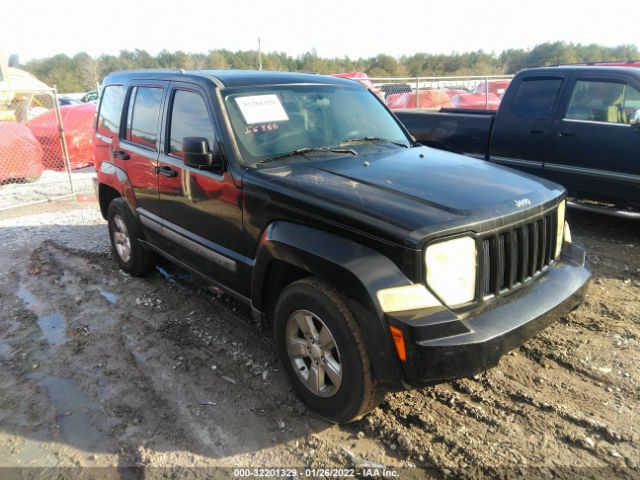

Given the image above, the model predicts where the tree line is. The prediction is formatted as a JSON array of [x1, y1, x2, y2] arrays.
[[22, 42, 640, 93]]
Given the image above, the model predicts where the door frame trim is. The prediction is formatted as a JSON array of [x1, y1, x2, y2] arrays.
[[489, 155, 543, 169], [544, 163, 640, 184]]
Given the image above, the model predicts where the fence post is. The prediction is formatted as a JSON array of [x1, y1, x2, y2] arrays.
[[415, 77, 420, 109], [52, 86, 76, 197], [484, 77, 489, 110]]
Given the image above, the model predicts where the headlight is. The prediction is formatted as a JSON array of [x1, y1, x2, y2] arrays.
[[555, 200, 566, 259], [425, 236, 477, 307]]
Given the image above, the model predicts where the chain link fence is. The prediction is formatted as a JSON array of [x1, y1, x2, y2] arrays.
[[0, 88, 96, 215], [367, 75, 514, 110]]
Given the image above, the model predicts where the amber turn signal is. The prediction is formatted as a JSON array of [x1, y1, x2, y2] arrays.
[[388, 325, 407, 362]]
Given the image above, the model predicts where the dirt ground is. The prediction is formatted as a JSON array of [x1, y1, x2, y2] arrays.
[[0, 201, 638, 479]]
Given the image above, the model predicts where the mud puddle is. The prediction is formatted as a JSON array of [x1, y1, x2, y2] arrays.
[[27, 373, 112, 451], [36, 313, 66, 346], [97, 288, 118, 305], [16, 282, 68, 346]]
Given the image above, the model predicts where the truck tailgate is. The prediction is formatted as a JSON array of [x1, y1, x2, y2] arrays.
[[395, 109, 495, 158]]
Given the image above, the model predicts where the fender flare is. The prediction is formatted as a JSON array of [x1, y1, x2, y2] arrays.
[[252, 221, 413, 388], [98, 161, 138, 214]]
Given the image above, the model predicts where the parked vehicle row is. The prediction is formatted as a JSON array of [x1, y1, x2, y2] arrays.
[[330, 72, 510, 111], [94, 69, 590, 423], [383, 80, 510, 111]]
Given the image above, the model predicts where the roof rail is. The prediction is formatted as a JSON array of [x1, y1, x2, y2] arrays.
[[552, 60, 640, 67], [109, 68, 186, 75]]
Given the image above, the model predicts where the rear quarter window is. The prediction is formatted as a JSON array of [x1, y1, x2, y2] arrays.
[[511, 78, 563, 119], [97, 85, 126, 137]]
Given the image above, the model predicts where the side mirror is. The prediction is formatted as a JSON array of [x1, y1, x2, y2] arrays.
[[630, 109, 640, 127], [8, 54, 19, 68], [183, 137, 225, 173]]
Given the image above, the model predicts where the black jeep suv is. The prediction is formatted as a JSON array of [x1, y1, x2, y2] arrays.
[[94, 69, 590, 423]]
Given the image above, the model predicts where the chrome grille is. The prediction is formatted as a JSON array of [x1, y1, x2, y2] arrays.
[[480, 209, 558, 297]]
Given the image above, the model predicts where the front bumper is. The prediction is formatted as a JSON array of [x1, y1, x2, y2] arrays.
[[387, 242, 591, 386]]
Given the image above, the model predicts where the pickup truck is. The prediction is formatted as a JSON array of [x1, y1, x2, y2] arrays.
[[396, 66, 640, 214], [94, 69, 590, 423]]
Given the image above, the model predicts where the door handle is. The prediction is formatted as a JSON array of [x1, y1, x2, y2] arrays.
[[155, 166, 178, 178], [112, 150, 130, 160], [558, 132, 575, 137], [530, 129, 544, 135]]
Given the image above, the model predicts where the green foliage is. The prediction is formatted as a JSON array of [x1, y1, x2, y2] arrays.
[[22, 42, 640, 93]]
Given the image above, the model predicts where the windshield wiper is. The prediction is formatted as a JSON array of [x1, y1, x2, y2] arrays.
[[339, 136, 409, 148], [258, 147, 358, 165]]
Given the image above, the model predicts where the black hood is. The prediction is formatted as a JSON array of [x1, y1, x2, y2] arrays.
[[245, 145, 565, 248]]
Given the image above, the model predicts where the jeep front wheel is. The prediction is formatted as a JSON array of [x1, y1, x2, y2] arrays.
[[274, 278, 381, 423]]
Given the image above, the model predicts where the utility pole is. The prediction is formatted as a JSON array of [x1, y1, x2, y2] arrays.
[[258, 37, 262, 71]]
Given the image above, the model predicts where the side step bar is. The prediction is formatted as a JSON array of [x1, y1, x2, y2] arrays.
[[567, 201, 640, 219]]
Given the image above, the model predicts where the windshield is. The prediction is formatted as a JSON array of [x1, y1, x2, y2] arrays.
[[222, 84, 410, 165]]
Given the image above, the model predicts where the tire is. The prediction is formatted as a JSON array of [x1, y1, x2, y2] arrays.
[[107, 198, 155, 276], [274, 277, 382, 423]]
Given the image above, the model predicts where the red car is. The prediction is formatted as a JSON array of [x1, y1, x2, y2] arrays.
[[445, 88, 468, 98], [387, 90, 452, 109], [451, 92, 500, 110], [0, 122, 44, 183], [27, 103, 96, 170], [332, 72, 384, 99], [474, 79, 511, 98]]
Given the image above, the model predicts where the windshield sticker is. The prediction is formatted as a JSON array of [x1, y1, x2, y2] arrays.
[[244, 123, 280, 135], [235, 95, 289, 125]]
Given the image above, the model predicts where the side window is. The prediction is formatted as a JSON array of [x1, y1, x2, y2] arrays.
[[168, 90, 216, 158], [125, 86, 163, 150], [566, 80, 629, 124], [511, 78, 563, 119], [97, 85, 125, 137]]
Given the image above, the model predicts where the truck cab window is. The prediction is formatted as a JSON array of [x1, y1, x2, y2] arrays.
[[125, 86, 163, 150], [168, 90, 216, 158], [566, 80, 634, 124], [511, 78, 562, 119]]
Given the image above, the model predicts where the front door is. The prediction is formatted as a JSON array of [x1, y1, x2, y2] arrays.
[[546, 74, 640, 205], [156, 83, 244, 291]]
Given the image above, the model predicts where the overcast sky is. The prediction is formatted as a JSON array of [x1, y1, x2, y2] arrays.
[[3, 0, 639, 61]]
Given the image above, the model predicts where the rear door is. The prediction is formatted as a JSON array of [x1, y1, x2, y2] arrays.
[[118, 82, 166, 217], [155, 82, 244, 291], [489, 74, 568, 176], [545, 73, 640, 204]]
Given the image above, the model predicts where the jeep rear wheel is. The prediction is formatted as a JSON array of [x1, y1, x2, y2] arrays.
[[107, 198, 155, 276], [274, 278, 382, 423]]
